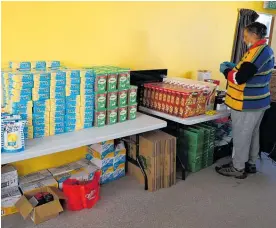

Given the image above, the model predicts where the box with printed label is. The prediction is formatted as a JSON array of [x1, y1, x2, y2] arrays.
[[30, 61, 46, 70], [33, 80, 50, 89], [19, 170, 52, 186], [19, 176, 58, 194], [1, 165, 18, 189], [100, 166, 114, 184], [9, 81, 34, 89], [51, 71, 66, 81], [46, 60, 60, 69], [9, 61, 31, 70], [53, 164, 98, 189], [86, 147, 114, 169], [48, 158, 91, 176], [113, 163, 125, 180], [33, 71, 51, 81], [88, 140, 114, 156], [10, 93, 32, 103], [1, 186, 21, 217], [66, 69, 80, 79], [66, 89, 80, 97], [8, 72, 33, 82], [114, 141, 126, 169], [15, 186, 65, 225]]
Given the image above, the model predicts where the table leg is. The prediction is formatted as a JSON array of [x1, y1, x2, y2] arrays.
[[125, 135, 149, 191], [176, 122, 186, 180]]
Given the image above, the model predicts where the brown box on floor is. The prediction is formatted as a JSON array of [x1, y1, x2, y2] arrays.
[[15, 186, 66, 225], [128, 130, 176, 192]]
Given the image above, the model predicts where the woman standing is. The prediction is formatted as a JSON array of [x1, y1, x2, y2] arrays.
[[216, 22, 274, 178]]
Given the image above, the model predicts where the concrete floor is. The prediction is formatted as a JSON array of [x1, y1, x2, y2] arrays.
[[2, 157, 276, 228]]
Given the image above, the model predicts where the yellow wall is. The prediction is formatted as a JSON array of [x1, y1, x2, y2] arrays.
[[1, 1, 275, 175]]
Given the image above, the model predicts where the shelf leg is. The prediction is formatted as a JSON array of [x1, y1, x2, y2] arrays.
[[135, 134, 148, 190]]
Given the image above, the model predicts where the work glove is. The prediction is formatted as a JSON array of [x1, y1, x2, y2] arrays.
[[222, 61, 236, 69], [220, 63, 228, 73]]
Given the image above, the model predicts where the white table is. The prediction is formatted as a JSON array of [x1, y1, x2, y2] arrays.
[[139, 107, 230, 125], [1, 113, 166, 164], [1, 113, 167, 190], [139, 106, 231, 179]]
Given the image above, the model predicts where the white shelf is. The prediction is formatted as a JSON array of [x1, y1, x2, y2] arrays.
[[1, 113, 167, 164], [139, 107, 230, 125]]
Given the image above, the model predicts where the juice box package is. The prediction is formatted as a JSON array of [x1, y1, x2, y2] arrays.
[[10, 101, 33, 114], [106, 108, 118, 125], [118, 90, 128, 107], [80, 87, 94, 96], [114, 141, 126, 169], [95, 92, 107, 111], [1, 118, 26, 153], [128, 86, 138, 105], [94, 110, 106, 127], [118, 106, 127, 122], [107, 91, 118, 109], [128, 104, 137, 120]]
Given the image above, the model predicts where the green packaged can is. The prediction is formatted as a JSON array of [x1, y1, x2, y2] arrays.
[[107, 91, 118, 109], [107, 108, 118, 125], [118, 106, 127, 122], [94, 110, 106, 127], [95, 71, 107, 92], [128, 85, 138, 105], [128, 103, 137, 120], [117, 69, 130, 90], [118, 89, 128, 107], [95, 92, 107, 110], [107, 72, 118, 92]]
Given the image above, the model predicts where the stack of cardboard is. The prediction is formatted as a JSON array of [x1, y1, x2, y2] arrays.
[[128, 130, 176, 192], [271, 70, 276, 102]]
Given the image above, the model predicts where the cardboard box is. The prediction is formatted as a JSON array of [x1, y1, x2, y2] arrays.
[[1, 165, 18, 189], [1, 186, 21, 217], [86, 145, 115, 169], [15, 186, 65, 225], [48, 158, 91, 176], [53, 163, 98, 189], [19, 176, 58, 194], [129, 131, 176, 192], [88, 140, 114, 154], [19, 170, 52, 185]]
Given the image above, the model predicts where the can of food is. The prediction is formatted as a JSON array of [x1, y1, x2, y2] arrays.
[[95, 92, 107, 110], [161, 89, 167, 112], [94, 110, 106, 127], [128, 85, 138, 105], [118, 89, 128, 107], [107, 73, 117, 92], [95, 73, 107, 92], [107, 108, 118, 125], [107, 91, 118, 109], [142, 85, 148, 107], [150, 86, 155, 109], [165, 89, 171, 113], [128, 104, 137, 120], [118, 106, 127, 122], [118, 71, 129, 90], [173, 91, 181, 116]]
